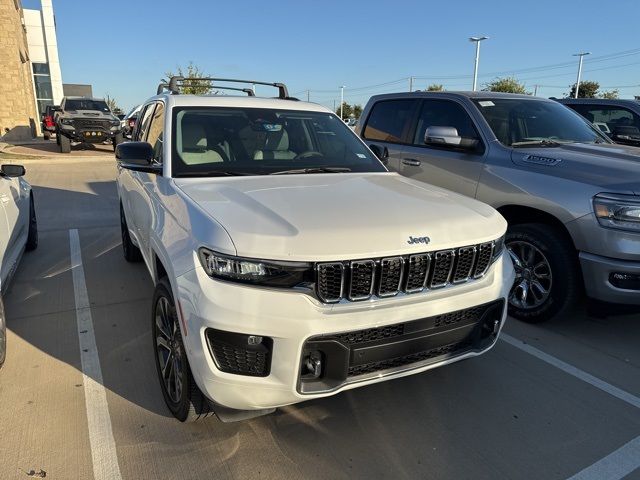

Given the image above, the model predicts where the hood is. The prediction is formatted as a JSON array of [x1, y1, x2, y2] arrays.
[[66, 110, 118, 120], [174, 173, 506, 261], [511, 143, 640, 194]]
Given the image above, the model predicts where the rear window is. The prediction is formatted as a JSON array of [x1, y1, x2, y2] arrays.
[[363, 99, 416, 144]]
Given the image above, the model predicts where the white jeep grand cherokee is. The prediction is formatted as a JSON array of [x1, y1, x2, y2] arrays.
[[116, 77, 514, 422]]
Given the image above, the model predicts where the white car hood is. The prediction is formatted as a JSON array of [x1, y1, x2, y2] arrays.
[[174, 172, 506, 261]]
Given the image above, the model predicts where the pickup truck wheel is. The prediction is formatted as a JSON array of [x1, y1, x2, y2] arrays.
[[112, 133, 124, 151], [506, 223, 581, 323], [59, 134, 71, 153], [152, 278, 214, 422], [43, 131, 51, 141], [25, 194, 38, 251], [120, 205, 142, 262]]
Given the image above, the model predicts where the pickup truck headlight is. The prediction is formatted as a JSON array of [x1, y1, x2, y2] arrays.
[[593, 194, 640, 232], [492, 235, 505, 263], [109, 120, 120, 126], [60, 118, 73, 125], [198, 248, 312, 288]]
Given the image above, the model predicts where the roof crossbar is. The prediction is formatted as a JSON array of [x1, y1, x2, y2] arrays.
[[157, 76, 289, 99]]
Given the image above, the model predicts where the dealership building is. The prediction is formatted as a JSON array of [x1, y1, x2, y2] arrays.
[[0, 0, 63, 140]]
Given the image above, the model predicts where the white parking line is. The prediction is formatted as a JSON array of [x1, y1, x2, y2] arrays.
[[500, 333, 640, 410], [567, 436, 640, 480], [70, 229, 123, 480], [501, 333, 640, 480]]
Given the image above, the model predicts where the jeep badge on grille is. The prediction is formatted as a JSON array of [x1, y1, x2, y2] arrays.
[[407, 236, 431, 245]]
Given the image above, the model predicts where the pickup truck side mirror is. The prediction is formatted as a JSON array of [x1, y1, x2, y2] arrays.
[[0, 164, 25, 178], [424, 126, 478, 150], [115, 142, 162, 174], [369, 144, 389, 165]]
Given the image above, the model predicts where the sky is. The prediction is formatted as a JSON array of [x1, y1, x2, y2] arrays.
[[24, 0, 640, 112]]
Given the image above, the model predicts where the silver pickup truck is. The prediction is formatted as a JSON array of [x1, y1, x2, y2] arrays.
[[357, 92, 640, 323]]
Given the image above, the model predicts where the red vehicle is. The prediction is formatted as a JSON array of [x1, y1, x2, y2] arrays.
[[41, 105, 58, 140]]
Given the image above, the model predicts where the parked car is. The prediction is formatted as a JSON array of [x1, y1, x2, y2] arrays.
[[40, 105, 58, 140], [121, 104, 141, 138], [0, 164, 38, 369], [357, 92, 640, 323], [555, 98, 640, 147], [116, 76, 513, 422], [54, 97, 124, 153]]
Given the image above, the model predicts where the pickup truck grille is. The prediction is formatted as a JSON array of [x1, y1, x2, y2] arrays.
[[316, 242, 494, 303], [72, 118, 111, 130]]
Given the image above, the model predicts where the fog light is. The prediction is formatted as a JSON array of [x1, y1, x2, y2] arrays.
[[609, 272, 640, 290], [301, 351, 322, 379]]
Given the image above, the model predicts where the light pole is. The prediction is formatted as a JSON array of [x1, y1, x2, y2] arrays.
[[340, 85, 345, 119], [573, 52, 591, 98], [469, 36, 489, 92]]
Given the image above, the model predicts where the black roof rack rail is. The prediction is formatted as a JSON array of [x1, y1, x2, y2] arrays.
[[157, 76, 291, 99]]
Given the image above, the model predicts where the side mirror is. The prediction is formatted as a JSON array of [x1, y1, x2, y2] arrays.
[[115, 142, 161, 174], [1, 164, 25, 177], [425, 126, 478, 150], [369, 144, 389, 165]]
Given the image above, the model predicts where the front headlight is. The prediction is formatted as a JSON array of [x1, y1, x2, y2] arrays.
[[61, 118, 73, 125], [492, 235, 505, 264], [593, 193, 640, 232], [198, 248, 312, 288], [110, 120, 120, 126]]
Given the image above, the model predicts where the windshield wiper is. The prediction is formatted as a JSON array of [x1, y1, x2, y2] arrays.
[[270, 167, 352, 175], [511, 139, 563, 148], [175, 170, 251, 177]]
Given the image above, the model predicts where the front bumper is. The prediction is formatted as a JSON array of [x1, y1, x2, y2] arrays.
[[176, 253, 514, 411], [579, 252, 640, 304], [58, 122, 121, 142]]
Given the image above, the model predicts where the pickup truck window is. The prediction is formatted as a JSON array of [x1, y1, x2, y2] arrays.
[[171, 107, 385, 177], [413, 100, 480, 146], [135, 104, 156, 141], [473, 99, 607, 147], [64, 99, 110, 112], [568, 104, 640, 136], [146, 103, 165, 162], [363, 99, 416, 144]]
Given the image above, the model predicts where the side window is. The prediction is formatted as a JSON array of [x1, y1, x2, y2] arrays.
[[146, 103, 165, 163], [413, 100, 480, 146], [135, 104, 156, 141], [363, 99, 416, 144]]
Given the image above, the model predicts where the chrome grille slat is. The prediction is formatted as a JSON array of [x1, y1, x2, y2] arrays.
[[315, 241, 497, 303], [453, 246, 477, 284], [473, 242, 494, 279], [430, 250, 455, 288], [405, 254, 431, 293], [378, 257, 404, 297], [349, 260, 376, 301]]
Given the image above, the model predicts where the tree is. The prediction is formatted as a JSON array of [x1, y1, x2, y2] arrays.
[[164, 62, 212, 95], [600, 89, 620, 99], [568, 80, 599, 98], [335, 102, 362, 120], [104, 94, 121, 114], [427, 84, 444, 91], [484, 77, 528, 94]]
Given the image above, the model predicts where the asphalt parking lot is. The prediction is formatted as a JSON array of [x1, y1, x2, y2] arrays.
[[0, 152, 638, 480]]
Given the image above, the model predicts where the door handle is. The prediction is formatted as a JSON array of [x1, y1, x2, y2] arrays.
[[402, 158, 421, 167]]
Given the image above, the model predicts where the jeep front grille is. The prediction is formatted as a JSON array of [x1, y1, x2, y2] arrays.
[[316, 242, 495, 303]]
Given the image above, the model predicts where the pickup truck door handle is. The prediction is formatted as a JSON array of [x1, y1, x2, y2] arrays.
[[402, 158, 422, 167]]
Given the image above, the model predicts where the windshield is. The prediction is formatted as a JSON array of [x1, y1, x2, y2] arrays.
[[171, 107, 385, 177], [473, 99, 609, 147], [65, 99, 110, 112]]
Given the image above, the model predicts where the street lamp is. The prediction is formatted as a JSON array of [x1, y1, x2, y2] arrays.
[[469, 36, 489, 92], [573, 52, 591, 98], [340, 85, 345, 119]]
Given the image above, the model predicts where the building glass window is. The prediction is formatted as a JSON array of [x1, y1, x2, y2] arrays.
[[32, 63, 53, 118]]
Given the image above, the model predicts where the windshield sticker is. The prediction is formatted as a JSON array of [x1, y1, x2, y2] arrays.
[[357, 153, 367, 158], [478, 101, 495, 107]]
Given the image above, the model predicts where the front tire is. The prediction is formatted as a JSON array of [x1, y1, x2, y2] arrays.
[[25, 194, 38, 251], [59, 133, 71, 153], [506, 223, 581, 323], [152, 278, 214, 422], [112, 133, 124, 151], [43, 131, 51, 141], [120, 204, 142, 262]]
